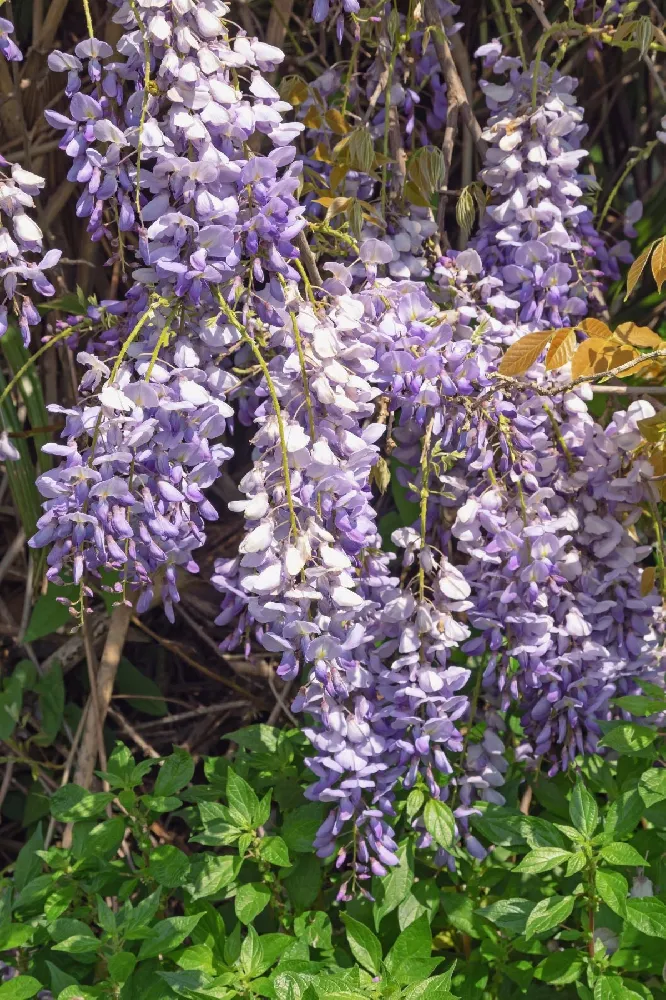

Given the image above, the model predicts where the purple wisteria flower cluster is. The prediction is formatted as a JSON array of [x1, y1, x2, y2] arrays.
[[1, 0, 662, 888]]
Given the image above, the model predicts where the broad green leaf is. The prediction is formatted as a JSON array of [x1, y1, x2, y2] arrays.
[[23, 587, 77, 643], [423, 799, 455, 850], [477, 898, 533, 935], [599, 843, 648, 867], [35, 663, 65, 745], [373, 842, 414, 929], [137, 913, 203, 959], [525, 895, 575, 939], [599, 724, 657, 755], [234, 882, 271, 924], [0, 924, 33, 949], [52, 934, 99, 954], [116, 657, 167, 717], [14, 823, 43, 892], [240, 924, 263, 979], [226, 769, 260, 828], [258, 836, 290, 867], [570, 778, 598, 838], [282, 803, 325, 853], [0, 977, 43, 1000], [624, 897, 666, 938], [154, 748, 195, 797], [50, 785, 113, 821], [470, 806, 527, 846], [341, 913, 382, 975], [535, 950, 584, 985], [596, 870, 628, 917], [639, 768, 666, 807], [108, 953, 137, 984], [76, 816, 125, 862], [515, 848, 572, 874], [605, 791, 644, 839], [283, 853, 322, 911], [187, 854, 241, 900], [148, 844, 190, 887], [594, 976, 644, 999], [385, 914, 431, 975]]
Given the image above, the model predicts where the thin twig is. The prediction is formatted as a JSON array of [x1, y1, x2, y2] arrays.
[[424, 0, 487, 156], [268, 677, 297, 726], [526, 0, 550, 30], [0, 530, 25, 588], [73, 603, 132, 790], [0, 760, 14, 815], [135, 701, 248, 731], [107, 706, 160, 758], [45, 705, 89, 849]]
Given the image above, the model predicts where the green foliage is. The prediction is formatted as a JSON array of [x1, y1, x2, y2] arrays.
[[5, 726, 666, 1000]]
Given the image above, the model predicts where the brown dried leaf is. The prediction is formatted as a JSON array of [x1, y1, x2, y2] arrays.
[[626, 242, 654, 298], [545, 328, 576, 370], [614, 322, 663, 349], [652, 236, 666, 293], [498, 331, 553, 376], [641, 566, 656, 597], [579, 318, 613, 340], [570, 338, 617, 379]]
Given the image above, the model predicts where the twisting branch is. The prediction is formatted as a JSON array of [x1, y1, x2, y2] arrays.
[[494, 350, 666, 399], [526, 0, 551, 31], [424, 0, 487, 156]]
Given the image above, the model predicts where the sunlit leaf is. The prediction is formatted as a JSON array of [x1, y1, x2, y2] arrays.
[[626, 241, 655, 298], [325, 109, 349, 135], [579, 318, 613, 340], [614, 322, 663, 349], [652, 235, 666, 292], [637, 409, 666, 443], [545, 328, 576, 370], [570, 338, 616, 379], [498, 331, 553, 376]]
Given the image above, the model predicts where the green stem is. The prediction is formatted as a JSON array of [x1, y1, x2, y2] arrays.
[[0, 325, 81, 409], [418, 417, 435, 603], [216, 293, 298, 536], [503, 0, 527, 68]]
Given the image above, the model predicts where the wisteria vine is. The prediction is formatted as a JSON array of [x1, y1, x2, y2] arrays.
[[0, 0, 663, 887]]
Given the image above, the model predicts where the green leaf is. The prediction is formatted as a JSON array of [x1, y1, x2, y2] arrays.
[[281, 804, 324, 853], [613, 695, 665, 716], [599, 723, 657, 754], [523, 817, 567, 849], [373, 842, 413, 928], [154, 748, 195, 797], [624, 897, 666, 937], [439, 894, 478, 938], [385, 914, 432, 976], [599, 843, 648, 867], [116, 658, 167, 717], [470, 806, 527, 846], [0, 977, 43, 1000], [594, 976, 644, 999], [566, 851, 587, 877], [148, 844, 190, 887], [0, 924, 33, 950], [639, 768, 666, 807], [535, 950, 584, 985], [187, 854, 241, 900], [35, 664, 65, 746], [14, 822, 43, 892], [0, 366, 41, 541], [108, 952, 137, 984], [525, 895, 575, 939], [515, 848, 572, 874], [226, 724, 288, 755], [341, 913, 382, 975], [52, 934, 99, 954], [570, 778, 598, 838], [234, 882, 271, 924], [595, 870, 628, 917], [50, 785, 114, 821], [76, 816, 125, 862], [402, 972, 456, 1000], [606, 790, 644, 838], [23, 587, 77, 643], [226, 769, 260, 828], [45, 962, 76, 996], [283, 853, 322, 911], [258, 836, 290, 868], [137, 913, 203, 959], [423, 799, 455, 850], [477, 898, 533, 935]]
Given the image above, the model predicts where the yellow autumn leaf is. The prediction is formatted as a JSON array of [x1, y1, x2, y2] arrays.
[[641, 566, 657, 597], [314, 196, 351, 219], [613, 322, 663, 349], [303, 107, 322, 129], [626, 241, 655, 299], [545, 328, 576, 370], [579, 318, 613, 340], [570, 338, 617, 379], [325, 109, 349, 135], [498, 331, 554, 376], [609, 345, 642, 378], [312, 143, 332, 164], [329, 163, 349, 192], [652, 235, 666, 293]]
